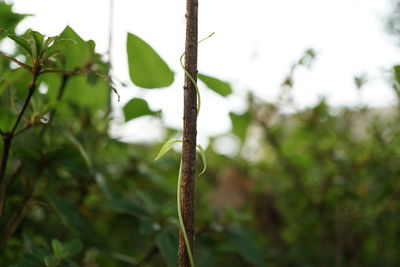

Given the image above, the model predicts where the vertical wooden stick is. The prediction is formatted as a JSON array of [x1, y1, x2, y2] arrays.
[[179, 0, 198, 266]]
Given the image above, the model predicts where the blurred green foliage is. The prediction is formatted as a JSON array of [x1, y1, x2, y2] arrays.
[[1, 1, 400, 267]]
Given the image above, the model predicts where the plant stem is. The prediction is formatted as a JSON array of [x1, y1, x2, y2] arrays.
[[0, 74, 37, 222], [0, 76, 37, 186], [179, 0, 198, 266]]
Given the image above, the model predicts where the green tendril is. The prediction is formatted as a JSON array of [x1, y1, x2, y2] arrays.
[[177, 161, 195, 267], [180, 32, 215, 117]]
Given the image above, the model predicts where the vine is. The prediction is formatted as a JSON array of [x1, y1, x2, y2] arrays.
[[154, 32, 214, 267]]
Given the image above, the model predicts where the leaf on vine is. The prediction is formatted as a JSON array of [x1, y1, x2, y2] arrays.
[[154, 138, 182, 161], [198, 73, 232, 97], [196, 144, 207, 176]]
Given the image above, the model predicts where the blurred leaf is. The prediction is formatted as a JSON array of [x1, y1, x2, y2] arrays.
[[0, 2, 28, 31], [229, 111, 251, 143], [95, 173, 116, 199], [63, 239, 84, 258], [30, 31, 44, 58], [8, 34, 32, 56], [139, 218, 160, 235], [198, 73, 232, 97], [63, 75, 109, 111], [155, 231, 178, 267], [47, 194, 96, 240], [154, 138, 181, 161], [104, 198, 149, 218], [44, 38, 76, 60], [59, 26, 91, 70], [0, 106, 16, 131], [228, 227, 267, 267], [127, 32, 174, 88], [0, 68, 32, 98], [57, 127, 93, 169], [10, 254, 43, 267], [123, 98, 156, 122], [44, 255, 58, 267], [51, 239, 64, 259]]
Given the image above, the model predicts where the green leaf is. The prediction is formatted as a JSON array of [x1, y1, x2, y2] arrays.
[[0, 106, 16, 132], [44, 36, 57, 49], [95, 173, 116, 199], [63, 239, 83, 258], [57, 128, 93, 169], [44, 255, 58, 267], [198, 73, 233, 97], [47, 194, 96, 240], [44, 38, 76, 60], [59, 26, 91, 70], [104, 198, 149, 218], [51, 239, 64, 259], [8, 34, 32, 55], [155, 231, 178, 267], [30, 31, 44, 58], [63, 75, 109, 111], [229, 111, 251, 143], [196, 144, 207, 176], [127, 32, 174, 88], [228, 227, 267, 267], [154, 138, 182, 161], [0, 2, 28, 31], [10, 252, 44, 267], [123, 98, 156, 122]]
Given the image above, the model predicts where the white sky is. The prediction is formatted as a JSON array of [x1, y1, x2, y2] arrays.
[[9, 0, 400, 144]]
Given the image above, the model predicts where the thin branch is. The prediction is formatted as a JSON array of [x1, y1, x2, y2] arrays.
[[0, 74, 37, 216], [40, 69, 120, 101], [0, 52, 32, 72], [0, 136, 11, 195], [40, 68, 96, 76], [10, 78, 37, 136], [13, 122, 33, 137], [179, 0, 198, 266]]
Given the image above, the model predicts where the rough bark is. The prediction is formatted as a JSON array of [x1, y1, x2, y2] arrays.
[[179, 0, 198, 266]]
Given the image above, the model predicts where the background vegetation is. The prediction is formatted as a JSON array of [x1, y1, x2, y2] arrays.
[[1, 1, 400, 266]]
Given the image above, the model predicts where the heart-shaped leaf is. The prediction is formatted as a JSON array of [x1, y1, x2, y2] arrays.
[[127, 32, 174, 89], [123, 98, 157, 122]]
